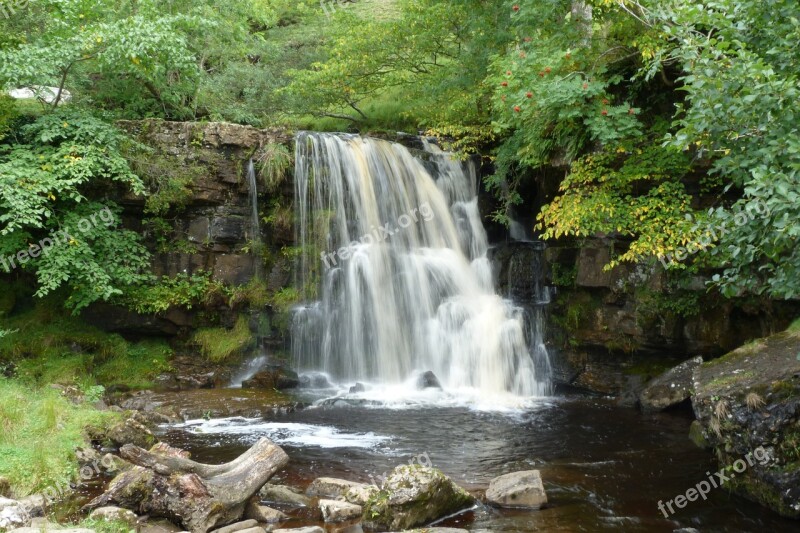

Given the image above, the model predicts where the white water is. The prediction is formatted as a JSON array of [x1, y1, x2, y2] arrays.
[[229, 348, 269, 388], [169, 418, 391, 450], [292, 133, 551, 401]]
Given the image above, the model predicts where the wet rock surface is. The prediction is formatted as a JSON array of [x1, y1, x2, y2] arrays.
[[639, 356, 703, 412], [485, 470, 548, 509], [692, 329, 800, 518], [362, 466, 473, 531]]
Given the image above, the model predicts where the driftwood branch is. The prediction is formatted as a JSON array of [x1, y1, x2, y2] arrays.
[[84, 438, 289, 533]]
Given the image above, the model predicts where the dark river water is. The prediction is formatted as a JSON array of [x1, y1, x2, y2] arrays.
[[156, 393, 798, 532]]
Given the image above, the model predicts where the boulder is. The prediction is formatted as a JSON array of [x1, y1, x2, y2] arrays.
[[210, 519, 258, 533], [298, 373, 333, 389], [244, 500, 286, 523], [106, 417, 157, 449], [89, 506, 138, 526], [306, 478, 369, 500], [485, 470, 547, 509], [0, 499, 30, 531], [138, 518, 184, 533], [349, 382, 366, 394], [319, 499, 362, 522], [242, 367, 299, 391], [362, 466, 473, 530], [416, 371, 442, 390], [258, 484, 311, 507], [692, 328, 800, 518], [344, 484, 379, 506], [17, 494, 49, 517], [639, 356, 703, 412]]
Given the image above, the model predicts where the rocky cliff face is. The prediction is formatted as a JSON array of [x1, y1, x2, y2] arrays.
[[86, 120, 295, 339], [540, 239, 798, 398], [691, 328, 800, 518]]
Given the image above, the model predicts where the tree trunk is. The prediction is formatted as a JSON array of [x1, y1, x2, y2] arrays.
[[84, 439, 289, 533]]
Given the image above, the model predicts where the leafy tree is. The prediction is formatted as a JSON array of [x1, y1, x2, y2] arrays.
[[0, 108, 151, 311], [639, 0, 800, 298]]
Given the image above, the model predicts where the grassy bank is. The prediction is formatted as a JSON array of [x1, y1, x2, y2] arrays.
[[0, 379, 119, 496], [0, 300, 172, 390]]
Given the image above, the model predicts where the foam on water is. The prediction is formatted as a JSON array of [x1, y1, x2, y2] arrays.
[[168, 418, 392, 450]]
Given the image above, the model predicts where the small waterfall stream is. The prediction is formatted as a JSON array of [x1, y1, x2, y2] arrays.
[[291, 132, 552, 398], [229, 160, 268, 387]]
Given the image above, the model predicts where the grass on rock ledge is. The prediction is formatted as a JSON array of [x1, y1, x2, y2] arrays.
[[0, 379, 119, 496]]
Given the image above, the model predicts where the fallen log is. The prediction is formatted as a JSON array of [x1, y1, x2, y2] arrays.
[[84, 439, 289, 533]]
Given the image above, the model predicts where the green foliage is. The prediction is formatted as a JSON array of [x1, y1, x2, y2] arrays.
[[76, 519, 133, 533], [642, 0, 800, 298], [256, 143, 293, 193], [538, 139, 697, 267], [122, 271, 224, 315], [0, 296, 173, 389], [0, 109, 151, 311], [0, 379, 119, 495], [0, 92, 18, 141], [192, 315, 254, 363]]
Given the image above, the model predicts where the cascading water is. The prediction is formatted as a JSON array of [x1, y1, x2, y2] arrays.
[[229, 160, 268, 387], [291, 132, 551, 399]]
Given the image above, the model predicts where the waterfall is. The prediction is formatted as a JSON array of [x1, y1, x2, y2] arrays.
[[228, 160, 267, 387], [291, 132, 551, 398]]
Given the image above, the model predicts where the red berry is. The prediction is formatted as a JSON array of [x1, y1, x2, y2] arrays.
[[544, 67, 552, 74], [513, 5, 520, 11], [602, 98, 609, 105], [582, 82, 588, 90], [501, 95, 507, 101], [507, 70, 512, 76], [628, 108, 636, 115], [524, 37, 532, 42], [501, 81, 508, 87], [538, 71, 545, 77], [526, 92, 533, 98], [514, 106, 521, 112], [601, 109, 608, 116]]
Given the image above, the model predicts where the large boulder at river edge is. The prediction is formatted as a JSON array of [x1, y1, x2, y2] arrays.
[[639, 356, 703, 412], [362, 465, 473, 530], [692, 327, 800, 518]]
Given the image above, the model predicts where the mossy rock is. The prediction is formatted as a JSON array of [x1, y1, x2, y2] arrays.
[[362, 465, 473, 530]]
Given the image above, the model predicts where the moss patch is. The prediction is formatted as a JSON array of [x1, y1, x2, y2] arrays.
[[192, 315, 254, 363]]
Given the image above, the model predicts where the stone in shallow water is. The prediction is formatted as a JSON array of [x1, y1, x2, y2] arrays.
[[485, 470, 548, 509], [210, 519, 258, 533], [259, 484, 311, 507], [306, 477, 369, 499], [89, 506, 138, 526], [319, 499, 362, 522], [363, 465, 473, 530], [244, 500, 286, 523]]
